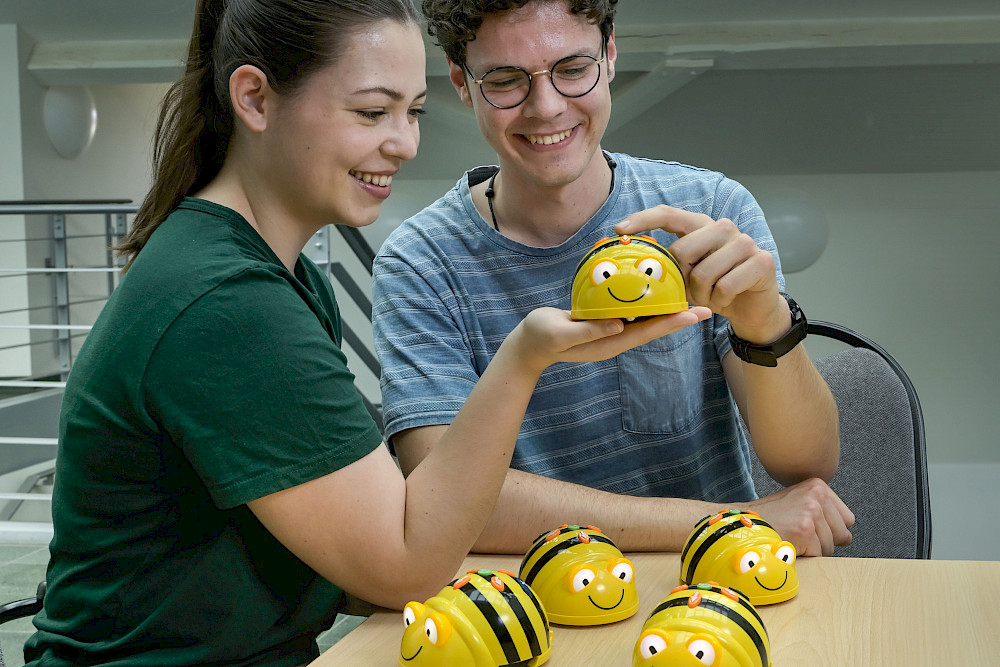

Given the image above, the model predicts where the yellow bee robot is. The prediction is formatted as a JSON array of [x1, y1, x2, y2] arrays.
[[519, 524, 639, 625], [680, 510, 798, 605], [633, 583, 771, 667], [571, 235, 687, 320], [398, 568, 552, 667]]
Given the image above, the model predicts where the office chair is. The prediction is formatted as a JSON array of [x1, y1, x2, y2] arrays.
[[748, 320, 931, 559], [0, 580, 45, 666]]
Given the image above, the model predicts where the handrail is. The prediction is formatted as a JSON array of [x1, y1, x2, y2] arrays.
[[0, 437, 59, 445], [0, 201, 134, 384], [0, 203, 138, 215]]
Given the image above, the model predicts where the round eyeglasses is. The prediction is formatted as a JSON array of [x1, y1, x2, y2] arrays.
[[463, 43, 606, 109]]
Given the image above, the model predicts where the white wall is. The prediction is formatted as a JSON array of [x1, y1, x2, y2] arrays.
[[930, 463, 1000, 560], [16, 79, 168, 377], [740, 171, 1000, 465], [21, 83, 165, 204]]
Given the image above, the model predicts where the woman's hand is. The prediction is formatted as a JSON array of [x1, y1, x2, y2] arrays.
[[511, 306, 712, 373]]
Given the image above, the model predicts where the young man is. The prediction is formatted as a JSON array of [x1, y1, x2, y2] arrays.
[[372, 0, 854, 556]]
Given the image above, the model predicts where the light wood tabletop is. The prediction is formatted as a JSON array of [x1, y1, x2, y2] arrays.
[[311, 553, 1000, 666]]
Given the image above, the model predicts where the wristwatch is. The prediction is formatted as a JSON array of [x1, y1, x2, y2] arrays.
[[727, 293, 807, 367]]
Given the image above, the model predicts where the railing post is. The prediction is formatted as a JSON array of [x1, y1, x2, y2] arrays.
[[103, 212, 128, 296], [112, 213, 127, 291], [50, 212, 72, 379], [104, 213, 115, 296], [305, 225, 331, 269]]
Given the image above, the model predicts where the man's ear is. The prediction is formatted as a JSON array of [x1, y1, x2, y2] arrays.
[[447, 57, 474, 108], [229, 64, 271, 133], [606, 27, 617, 82]]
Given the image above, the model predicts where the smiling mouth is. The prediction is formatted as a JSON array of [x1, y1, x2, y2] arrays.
[[608, 286, 649, 303], [350, 170, 392, 187], [400, 646, 422, 661], [755, 571, 788, 591], [524, 129, 573, 145], [588, 589, 625, 610]]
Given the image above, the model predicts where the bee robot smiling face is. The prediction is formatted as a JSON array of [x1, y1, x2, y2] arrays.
[[398, 568, 552, 667], [519, 524, 639, 625], [571, 235, 688, 320], [680, 510, 798, 606], [633, 583, 772, 667]]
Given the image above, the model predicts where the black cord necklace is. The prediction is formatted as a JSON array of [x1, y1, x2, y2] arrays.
[[485, 152, 617, 232]]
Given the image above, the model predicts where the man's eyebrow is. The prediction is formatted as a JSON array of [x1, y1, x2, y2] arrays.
[[351, 86, 428, 101]]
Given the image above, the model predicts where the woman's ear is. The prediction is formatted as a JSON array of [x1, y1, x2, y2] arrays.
[[229, 64, 271, 133]]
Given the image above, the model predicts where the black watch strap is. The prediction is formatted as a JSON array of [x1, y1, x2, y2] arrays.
[[727, 293, 807, 367]]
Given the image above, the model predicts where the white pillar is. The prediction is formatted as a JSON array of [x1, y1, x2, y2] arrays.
[[0, 25, 32, 378]]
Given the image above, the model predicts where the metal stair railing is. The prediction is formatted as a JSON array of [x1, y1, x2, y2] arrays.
[[0, 201, 385, 539], [0, 201, 133, 541]]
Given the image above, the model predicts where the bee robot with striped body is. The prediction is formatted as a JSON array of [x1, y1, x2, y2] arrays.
[[519, 524, 639, 625], [399, 568, 552, 667], [680, 510, 798, 605], [633, 583, 771, 667], [571, 235, 688, 320]]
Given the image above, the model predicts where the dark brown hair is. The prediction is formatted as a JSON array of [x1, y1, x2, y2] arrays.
[[421, 0, 617, 66], [119, 0, 419, 271]]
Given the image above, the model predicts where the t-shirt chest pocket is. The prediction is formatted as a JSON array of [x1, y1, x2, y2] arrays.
[[617, 323, 710, 434]]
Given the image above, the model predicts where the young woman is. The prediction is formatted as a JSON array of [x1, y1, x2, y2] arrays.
[[23, 0, 708, 664]]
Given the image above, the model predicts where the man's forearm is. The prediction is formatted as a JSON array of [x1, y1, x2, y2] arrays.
[[470, 467, 721, 554], [734, 345, 840, 484]]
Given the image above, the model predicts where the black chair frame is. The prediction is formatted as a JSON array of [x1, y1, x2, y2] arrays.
[[807, 320, 931, 558]]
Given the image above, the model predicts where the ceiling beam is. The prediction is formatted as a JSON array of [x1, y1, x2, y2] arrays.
[[27, 39, 185, 86], [615, 16, 1000, 60], [607, 58, 713, 135], [24, 15, 1000, 87]]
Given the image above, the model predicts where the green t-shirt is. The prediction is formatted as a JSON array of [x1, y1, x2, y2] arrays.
[[24, 198, 383, 666]]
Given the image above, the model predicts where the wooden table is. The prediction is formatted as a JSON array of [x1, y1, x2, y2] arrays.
[[311, 553, 1000, 665]]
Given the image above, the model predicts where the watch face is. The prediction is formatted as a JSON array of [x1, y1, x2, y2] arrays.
[[748, 347, 779, 367]]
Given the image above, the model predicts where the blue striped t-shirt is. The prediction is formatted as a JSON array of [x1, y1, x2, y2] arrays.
[[372, 153, 784, 502]]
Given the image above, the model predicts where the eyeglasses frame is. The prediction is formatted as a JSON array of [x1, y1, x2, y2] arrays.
[[462, 39, 608, 110]]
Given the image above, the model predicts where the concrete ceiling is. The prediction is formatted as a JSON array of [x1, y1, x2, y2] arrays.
[[4, 0, 999, 176]]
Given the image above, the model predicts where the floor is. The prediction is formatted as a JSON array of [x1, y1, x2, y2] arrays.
[[0, 543, 364, 667]]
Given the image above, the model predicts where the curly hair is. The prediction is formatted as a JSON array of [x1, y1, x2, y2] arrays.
[[421, 0, 617, 65]]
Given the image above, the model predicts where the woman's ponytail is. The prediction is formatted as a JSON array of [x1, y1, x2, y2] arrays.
[[117, 0, 231, 272]]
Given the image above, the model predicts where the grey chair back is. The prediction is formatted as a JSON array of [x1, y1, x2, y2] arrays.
[[749, 321, 931, 558]]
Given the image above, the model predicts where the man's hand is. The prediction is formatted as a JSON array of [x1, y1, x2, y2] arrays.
[[615, 206, 788, 344], [747, 478, 855, 556]]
